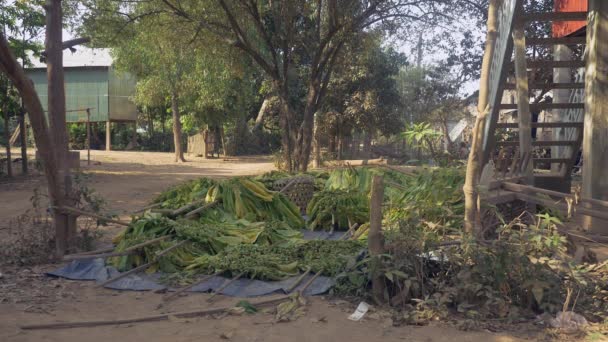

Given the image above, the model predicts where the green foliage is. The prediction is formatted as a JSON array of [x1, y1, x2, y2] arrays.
[[385, 167, 465, 234], [306, 190, 369, 231], [206, 178, 304, 228], [154, 178, 217, 209]]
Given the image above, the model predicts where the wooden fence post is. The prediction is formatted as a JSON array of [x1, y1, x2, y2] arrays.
[[369, 175, 385, 303]]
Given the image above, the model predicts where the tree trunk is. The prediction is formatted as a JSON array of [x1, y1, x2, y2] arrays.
[[363, 131, 372, 159], [0, 32, 63, 255], [253, 97, 271, 131], [313, 111, 321, 168], [46, 0, 76, 255], [170, 90, 186, 162], [277, 92, 295, 172], [219, 125, 227, 157], [440, 119, 453, 153], [328, 133, 336, 154], [3, 108, 12, 177], [293, 84, 319, 171], [19, 110, 27, 174], [463, 0, 498, 235]]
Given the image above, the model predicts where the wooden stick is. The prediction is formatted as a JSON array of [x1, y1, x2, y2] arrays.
[[98, 240, 187, 288], [298, 270, 323, 294], [184, 200, 219, 218], [55, 206, 130, 226], [286, 268, 311, 293], [63, 250, 134, 261], [63, 236, 171, 261], [163, 271, 222, 302], [150, 209, 173, 215], [350, 224, 369, 240], [206, 271, 246, 302], [171, 199, 205, 216], [65, 246, 115, 256], [20, 296, 291, 330], [340, 223, 360, 240], [133, 203, 161, 214]]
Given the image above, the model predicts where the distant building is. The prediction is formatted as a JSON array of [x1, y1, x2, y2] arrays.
[[25, 48, 137, 150]]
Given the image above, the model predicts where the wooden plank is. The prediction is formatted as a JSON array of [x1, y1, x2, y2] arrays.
[[503, 181, 608, 210], [503, 82, 585, 90], [514, 193, 608, 221], [496, 122, 583, 129], [496, 140, 578, 146], [508, 60, 585, 69], [498, 103, 585, 110], [527, 37, 587, 45], [533, 158, 571, 164], [523, 11, 588, 22]]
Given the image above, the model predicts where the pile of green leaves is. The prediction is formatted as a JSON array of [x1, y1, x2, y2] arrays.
[[306, 190, 369, 231], [206, 178, 304, 228], [154, 178, 216, 209], [186, 244, 299, 281], [186, 240, 365, 280]]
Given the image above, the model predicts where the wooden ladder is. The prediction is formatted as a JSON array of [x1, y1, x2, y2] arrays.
[[481, 0, 587, 192]]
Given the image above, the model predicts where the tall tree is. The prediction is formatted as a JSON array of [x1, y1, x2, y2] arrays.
[[82, 0, 466, 171]]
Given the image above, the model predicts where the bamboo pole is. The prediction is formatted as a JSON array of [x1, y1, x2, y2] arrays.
[[463, 0, 499, 234]]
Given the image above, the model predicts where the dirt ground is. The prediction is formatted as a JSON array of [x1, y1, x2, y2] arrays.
[[0, 150, 569, 341]]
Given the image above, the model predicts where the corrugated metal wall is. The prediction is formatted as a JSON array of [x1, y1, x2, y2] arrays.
[[554, 0, 588, 38], [26, 67, 137, 123], [108, 66, 138, 121]]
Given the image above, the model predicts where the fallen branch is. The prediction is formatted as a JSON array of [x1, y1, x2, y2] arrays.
[[98, 240, 187, 288], [54, 206, 130, 226]]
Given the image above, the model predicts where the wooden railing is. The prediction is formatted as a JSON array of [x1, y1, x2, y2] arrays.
[[482, 0, 521, 164]]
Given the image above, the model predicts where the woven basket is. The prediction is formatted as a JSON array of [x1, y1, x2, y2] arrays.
[[272, 176, 315, 214]]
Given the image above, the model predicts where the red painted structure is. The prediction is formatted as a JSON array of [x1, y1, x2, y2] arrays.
[[553, 0, 588, 37]]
